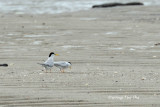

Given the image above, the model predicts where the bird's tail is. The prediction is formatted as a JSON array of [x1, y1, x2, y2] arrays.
[[37, 63, 44, 65]]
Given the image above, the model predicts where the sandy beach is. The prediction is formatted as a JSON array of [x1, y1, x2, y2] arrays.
[[0, 5, 160, 106]]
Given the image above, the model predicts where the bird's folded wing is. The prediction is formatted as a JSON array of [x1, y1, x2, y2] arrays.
[[54, 62, 60, 67], [54, 62, 66, 67]]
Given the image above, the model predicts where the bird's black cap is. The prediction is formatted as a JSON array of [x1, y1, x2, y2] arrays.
[[68, 62, 71, 64], [49, 52, 55, 57]]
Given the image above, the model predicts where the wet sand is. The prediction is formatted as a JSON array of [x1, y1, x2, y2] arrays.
[[0, 6, 160, 106]]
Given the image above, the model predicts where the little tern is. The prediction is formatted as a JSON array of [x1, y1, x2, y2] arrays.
[[38, 52, 58, 72], [54, 61, 71, 73]]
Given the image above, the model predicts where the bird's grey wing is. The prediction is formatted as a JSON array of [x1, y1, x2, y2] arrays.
[[54, 62, 61, 67], [54, 62, 67, 67], [37, 63, 51, 67], [44, 57, 54, 66]]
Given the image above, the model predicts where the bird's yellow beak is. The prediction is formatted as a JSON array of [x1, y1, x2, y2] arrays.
[[55, 54, 59, 56]]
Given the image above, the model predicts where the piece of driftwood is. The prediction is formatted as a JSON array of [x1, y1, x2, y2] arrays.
[[92, 2, 143, 8], [0, 64, 8, 67], [155, 43, 160, 46]]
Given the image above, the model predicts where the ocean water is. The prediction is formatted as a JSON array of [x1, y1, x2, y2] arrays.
[[0, 0, 159, 14]]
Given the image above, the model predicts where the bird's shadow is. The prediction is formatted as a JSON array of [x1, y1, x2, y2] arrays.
[[40, 70, 84, 74]]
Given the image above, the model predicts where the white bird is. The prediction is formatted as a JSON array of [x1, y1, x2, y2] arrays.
[[38, 52, 58, 72], [54, 61, 71, 73]]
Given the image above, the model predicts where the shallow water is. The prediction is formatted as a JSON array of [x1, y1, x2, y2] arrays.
[[0, 0, 160, 14]]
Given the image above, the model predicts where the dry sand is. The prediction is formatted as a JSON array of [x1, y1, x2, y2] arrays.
[[0, 6, 160, 106]]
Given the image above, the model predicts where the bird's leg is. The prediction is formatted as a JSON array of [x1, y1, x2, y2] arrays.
[[44, 67, 47, 73], [69, 66, 72, 69], [45, 68, 48, 73], [60, 68, 62, 72], [50, 69, 51, 73], [62, 70, 65, 73]]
